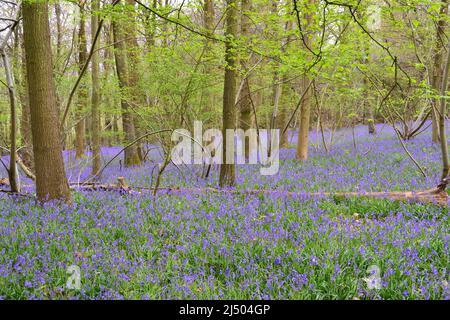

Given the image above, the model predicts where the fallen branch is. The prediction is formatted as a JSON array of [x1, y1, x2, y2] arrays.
[[69, 181, 449, 206], [149, 187, 448, 206], [16, 154, 35, 181], [393, 127, 427, 178], [71, 177, 135, 195], [82, 129, 173, 185]]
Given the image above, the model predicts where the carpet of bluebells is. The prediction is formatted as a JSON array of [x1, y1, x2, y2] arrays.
[[0, 123, 449, 299]]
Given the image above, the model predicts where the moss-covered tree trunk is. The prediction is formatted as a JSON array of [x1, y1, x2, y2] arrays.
[[75, 5, 88, 159], [112, 3, 141, 167], [219, 0, 238, 187]]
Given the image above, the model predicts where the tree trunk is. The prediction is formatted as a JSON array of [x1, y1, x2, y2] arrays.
[[238, 0, 254, 158], [103, 23, 116, 147], [55, 1, 63, 62], [54, 1, 64, 122], [112, 3, 141, 167], [202, 0, 215, 117], [1, 44, 20, 192], [18, 31, 34, 172], [219, 0, 238, 187], [125, 0, 144, 162], [432, 0, 448, 143], [272, 11, 292, 149], [295, 0, 315, 160], [279, 93, 289, 148], [22, 2, 71, 203], [439, 37, 450, 183], [75, 5, 87, 158], [363, 59, 376, 135], [368, 107, 376, 134], [91, 0, 102, 175], [144, 0, 158, 49], [296, 76, 312, 160]]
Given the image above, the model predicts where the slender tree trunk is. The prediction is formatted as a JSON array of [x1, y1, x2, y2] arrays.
[[1, 46, 19, 192], [204, 0, 214, 32], [75, 5, 87, 158], [367, 107, 376, 134], [272, 14, 292, 149], [363, 61, 376, 135], [295, 0, 315, 160], [439, 38, 450, 183], [55, 1, 63, 62], [144, 0, 158, 49], [112, 3, 141, 167], [238, 0, 254, 158], [296, 75, 312, 160], [103, 23, 115, 147], [219, 0, 238, 187], [279, 89, 290, 148], [22, 2, 71, 203], [91, 0, 102, 175], [125, 0, 144, 162], [160, 0, 170, 46], [54, 1, 64, 123], [202, 0, 215, 117], [432, 0, 448, 143]]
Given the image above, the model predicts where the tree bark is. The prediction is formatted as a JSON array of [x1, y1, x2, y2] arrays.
[[1, 44, 19, 192], [22, 2, 71, 203], [271, 10, 292, 149], [103, 23, 116, 147], [432, 0, 448, 143], [55, 1, 63, 62], [219, 0, 238, 187], [75, 5, 88, 158], [91, 0, 102, 175], [112, 2, 141, 167], [296, 75, 312, 160], [238, 0, 254, 158], [125, 0, 145, 162], [295, 0, 315, 160], [363, 56, 376, 135], [439, 37, 450, 183], [144, 0, 158, 49], [17, 31, 34, 172], [202, 0, 215, 117]]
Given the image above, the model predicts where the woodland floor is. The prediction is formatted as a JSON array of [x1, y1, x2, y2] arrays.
[[0, 123, 449, 299]]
